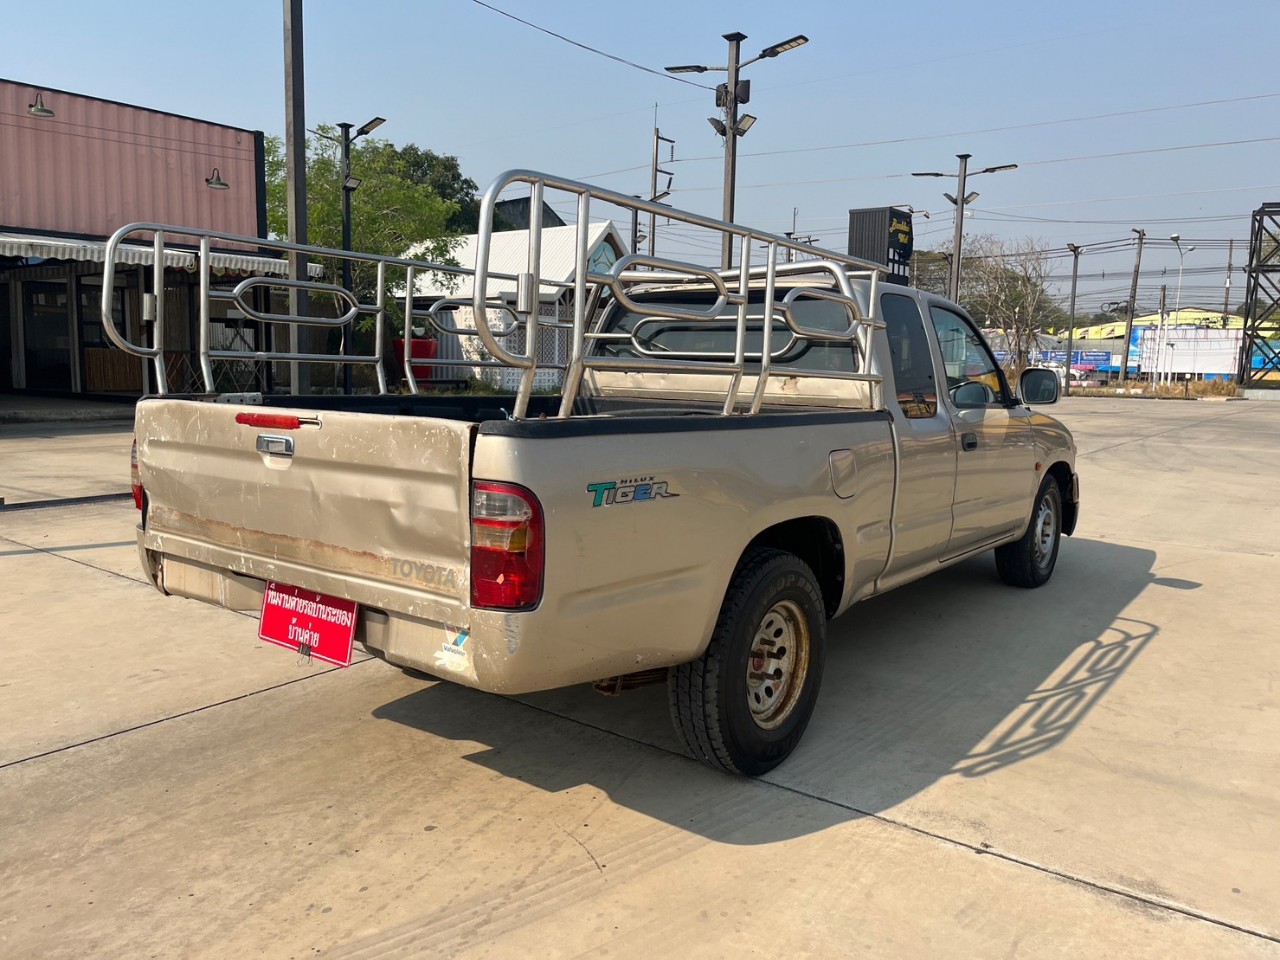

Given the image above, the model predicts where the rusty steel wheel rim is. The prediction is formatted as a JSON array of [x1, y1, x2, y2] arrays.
[[746, 599, 811, 730]]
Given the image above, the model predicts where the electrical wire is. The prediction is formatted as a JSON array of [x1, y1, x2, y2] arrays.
[[661, 92, 1280, 166], [468, 1, 713, 89], [675, 142, 1280, 194]]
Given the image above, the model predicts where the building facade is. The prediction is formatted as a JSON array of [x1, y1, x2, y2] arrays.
[[1, 78, 277, 397]]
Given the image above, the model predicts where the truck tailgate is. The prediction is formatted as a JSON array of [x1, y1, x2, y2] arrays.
[[135, 399, 474, 624]]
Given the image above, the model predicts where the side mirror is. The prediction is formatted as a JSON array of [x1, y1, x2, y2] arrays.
[[1020, 367, 1060, 405]]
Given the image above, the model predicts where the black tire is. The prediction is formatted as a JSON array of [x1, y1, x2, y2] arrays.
[[668, 548, 826, 776], [995, 476, 1063, 588]]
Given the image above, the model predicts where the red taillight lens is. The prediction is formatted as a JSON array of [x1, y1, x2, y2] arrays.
[[471, 481, 544, 610], [130, 438, 144, 510], [235, 412, 302, 429]]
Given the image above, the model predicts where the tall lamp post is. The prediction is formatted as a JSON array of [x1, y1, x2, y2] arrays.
[[1166, 234, 1195, 384], [912, 154, 1017, 301], [1170, 233, 1196, 320], [314, 116, 385, 393], [1065, 243, 1084, 397], [666, 31, 808, 270]]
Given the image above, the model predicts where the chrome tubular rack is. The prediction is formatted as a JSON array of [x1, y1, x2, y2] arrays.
[[101, 170, 888, 417]]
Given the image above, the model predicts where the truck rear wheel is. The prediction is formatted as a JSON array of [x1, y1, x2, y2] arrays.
[[994, 476, 1062, 588], [668, 548, 826, 776]]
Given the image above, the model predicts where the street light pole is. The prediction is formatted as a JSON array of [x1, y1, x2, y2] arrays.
[[720, 32, 744, 270], [912, 154, 1017, 302], [1065, 243, 1084, 397], [1168, 234, 1195, 385], [667, 31, 808, 271], [316, 116, 385, 393]]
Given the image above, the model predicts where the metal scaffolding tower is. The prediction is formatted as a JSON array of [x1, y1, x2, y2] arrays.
[[1239, 203, 1280, 384]]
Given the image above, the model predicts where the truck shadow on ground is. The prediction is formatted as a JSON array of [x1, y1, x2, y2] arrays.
[[373, 537, 1179, 844]]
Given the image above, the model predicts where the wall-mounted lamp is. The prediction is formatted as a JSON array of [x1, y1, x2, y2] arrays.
[[28, 92, 55, 118], [205, 168, 230, 190]]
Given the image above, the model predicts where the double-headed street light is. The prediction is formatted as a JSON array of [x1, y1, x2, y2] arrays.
[[667, 31, 808, 270], [313, 116, 385, 392], [912, 154, 1017, 301]]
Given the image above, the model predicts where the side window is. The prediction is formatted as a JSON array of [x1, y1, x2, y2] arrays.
[[927, 306, 1006, 407], [880, 293, 937, 419]]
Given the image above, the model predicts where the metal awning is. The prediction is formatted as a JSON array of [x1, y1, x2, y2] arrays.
[[0, 231, 324, 277]]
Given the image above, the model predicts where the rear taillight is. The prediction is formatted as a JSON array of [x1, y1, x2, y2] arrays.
[[130, 439, 143, 510], [470, 481, 544, 610]]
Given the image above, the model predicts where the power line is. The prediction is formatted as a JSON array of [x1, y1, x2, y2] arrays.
[[674, 140, 1280, 194], [468, 1, 712, 89], [972, 211, 1250, 226], [658, 92, 1280, 166]]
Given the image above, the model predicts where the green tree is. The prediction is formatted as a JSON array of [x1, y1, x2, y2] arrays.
[[264, 130, 464, 290], [379, 143, 481, 233]]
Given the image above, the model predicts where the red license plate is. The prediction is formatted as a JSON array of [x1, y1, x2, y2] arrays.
[[258, 581, 358, 667]]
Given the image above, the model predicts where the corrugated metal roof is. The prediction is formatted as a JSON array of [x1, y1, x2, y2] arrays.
[[0, 231, 319, 276], [402, 222, 624, 300]]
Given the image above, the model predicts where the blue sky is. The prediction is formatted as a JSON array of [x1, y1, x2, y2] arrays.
[[10, 0, 1277, 315]]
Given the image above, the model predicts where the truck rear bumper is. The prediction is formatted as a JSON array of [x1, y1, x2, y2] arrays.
[[137, 529, 691, 695]]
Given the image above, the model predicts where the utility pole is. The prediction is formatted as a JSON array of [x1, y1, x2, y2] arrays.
[[1154, 284, 1167, 383], [630, 198, 642, 255], [1065, 243, 1083, 397], [1223, 238, 1235, 320], [1120, 228, 1146, 382], [647, 127, 675, 257], [949, 154, 970, 302], [283, 0, 308, 392]]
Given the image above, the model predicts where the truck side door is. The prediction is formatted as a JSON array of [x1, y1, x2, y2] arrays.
[[878, 292, 958, 577], [926, 304, 1037, 553]]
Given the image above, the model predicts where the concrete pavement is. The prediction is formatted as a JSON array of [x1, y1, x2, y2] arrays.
[[0, 421, 133, 506], [1, 397, 1278, 958]]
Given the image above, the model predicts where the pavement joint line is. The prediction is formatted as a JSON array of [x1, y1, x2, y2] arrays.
[[0, 658, 374, 774], [1076, 404, 1260, 459], [0, 529, 155, 590], [505, 695, 1280, 947], [0, 492, 133, 512]]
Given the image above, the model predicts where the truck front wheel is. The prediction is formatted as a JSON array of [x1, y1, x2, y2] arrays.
[[994, 475, 1062, 588], [668, 548, 827, 776]]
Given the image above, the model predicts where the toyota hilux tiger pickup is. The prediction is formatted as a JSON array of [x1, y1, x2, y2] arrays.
[[106, 170, 1078, 776]]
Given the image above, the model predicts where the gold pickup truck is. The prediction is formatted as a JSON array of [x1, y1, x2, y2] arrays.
[[112, 171, 1077, 776]]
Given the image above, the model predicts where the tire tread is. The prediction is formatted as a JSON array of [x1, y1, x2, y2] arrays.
[[668, 548, 822, 775]]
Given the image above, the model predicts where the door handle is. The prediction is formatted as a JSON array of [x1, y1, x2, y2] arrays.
[[256, 434, 295, 457], [961, 432, 978, 451]]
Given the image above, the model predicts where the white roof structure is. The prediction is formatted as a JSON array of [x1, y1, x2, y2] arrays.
[[401, 221, 625, 301], [0, 231, 323, 277]]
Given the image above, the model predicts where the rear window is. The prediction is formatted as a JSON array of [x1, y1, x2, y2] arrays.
[[595, 293, 860, 374]]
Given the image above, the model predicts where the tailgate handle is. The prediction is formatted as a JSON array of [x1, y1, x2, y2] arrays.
[[961, 432, 978, 451], [256, 434, 295, 457]]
